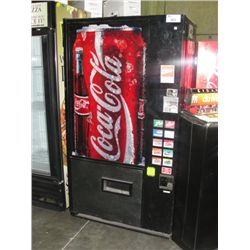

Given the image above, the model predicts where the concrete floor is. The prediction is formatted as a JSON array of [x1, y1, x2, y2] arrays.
[[32, 206, 182, 250]]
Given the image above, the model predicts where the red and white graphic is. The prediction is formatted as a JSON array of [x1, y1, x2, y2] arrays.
[[161, 65, 175, 83], [161, 167, 172, 175], [72, 25, 146, 165], [74, 94, 90, 115], [152, 157, 162, 166], [164, 120, 175, 129], [180, 40, 196, 107], [138, 98, 145, 119], [72, 46, 90, 156], [163, 139, 174, 148], [152, 147, 162, 157]]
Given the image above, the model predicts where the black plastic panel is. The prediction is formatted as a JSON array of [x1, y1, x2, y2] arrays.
[[32, 174, 65, 210], [172, 112, 218, 250], [70, 157, 143, 226]]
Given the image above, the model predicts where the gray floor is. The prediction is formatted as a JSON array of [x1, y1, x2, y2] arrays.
[[32, 206, 182, 250]]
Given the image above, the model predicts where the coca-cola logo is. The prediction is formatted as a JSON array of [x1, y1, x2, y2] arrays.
[[89, 42, 134, 163], [75, 97, 88, 110], [74, 95, 89, 116]]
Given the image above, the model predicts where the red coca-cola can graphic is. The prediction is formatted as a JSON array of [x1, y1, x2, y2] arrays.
[[74, 24, 146, 165]]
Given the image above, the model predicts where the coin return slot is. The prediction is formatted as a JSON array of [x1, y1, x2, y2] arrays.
[[102, 178, 132, 197], [159, 174, 174, 191]]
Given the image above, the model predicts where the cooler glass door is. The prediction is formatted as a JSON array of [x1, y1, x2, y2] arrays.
[[32, 35, 51, 175]]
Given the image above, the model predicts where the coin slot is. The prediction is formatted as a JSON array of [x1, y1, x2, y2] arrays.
[[159, 174, 174, 191]]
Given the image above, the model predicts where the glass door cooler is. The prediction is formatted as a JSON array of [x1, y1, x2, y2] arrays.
[[32, 1, 89, 210]]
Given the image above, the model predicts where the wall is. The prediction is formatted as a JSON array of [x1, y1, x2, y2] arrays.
[[141, 1, 218, 40]]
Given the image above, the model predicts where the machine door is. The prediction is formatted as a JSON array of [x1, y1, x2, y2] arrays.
[[32, 34, 51, 175], [32, 29, 63, 179]]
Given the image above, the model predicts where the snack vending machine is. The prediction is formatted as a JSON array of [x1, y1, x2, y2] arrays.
[[63, 15, 196, 235]]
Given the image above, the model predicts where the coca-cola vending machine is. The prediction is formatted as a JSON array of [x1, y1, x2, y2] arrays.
[[63, 15, 196, 236]]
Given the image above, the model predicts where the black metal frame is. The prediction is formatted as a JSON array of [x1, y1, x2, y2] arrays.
[[32, 1, 65, 210]]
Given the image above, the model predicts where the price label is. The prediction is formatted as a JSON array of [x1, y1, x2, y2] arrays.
[[166, 14, 181, 23], [152, 157, 162, 166], [152, 147, 162, 157], [161, 167, 172, 175]]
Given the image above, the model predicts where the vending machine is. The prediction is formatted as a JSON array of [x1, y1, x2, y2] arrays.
[[63, 14, 196, 236], [31, 1, 89, 210], [172, 87, 218, 249], [172, 110, 218, 250]]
